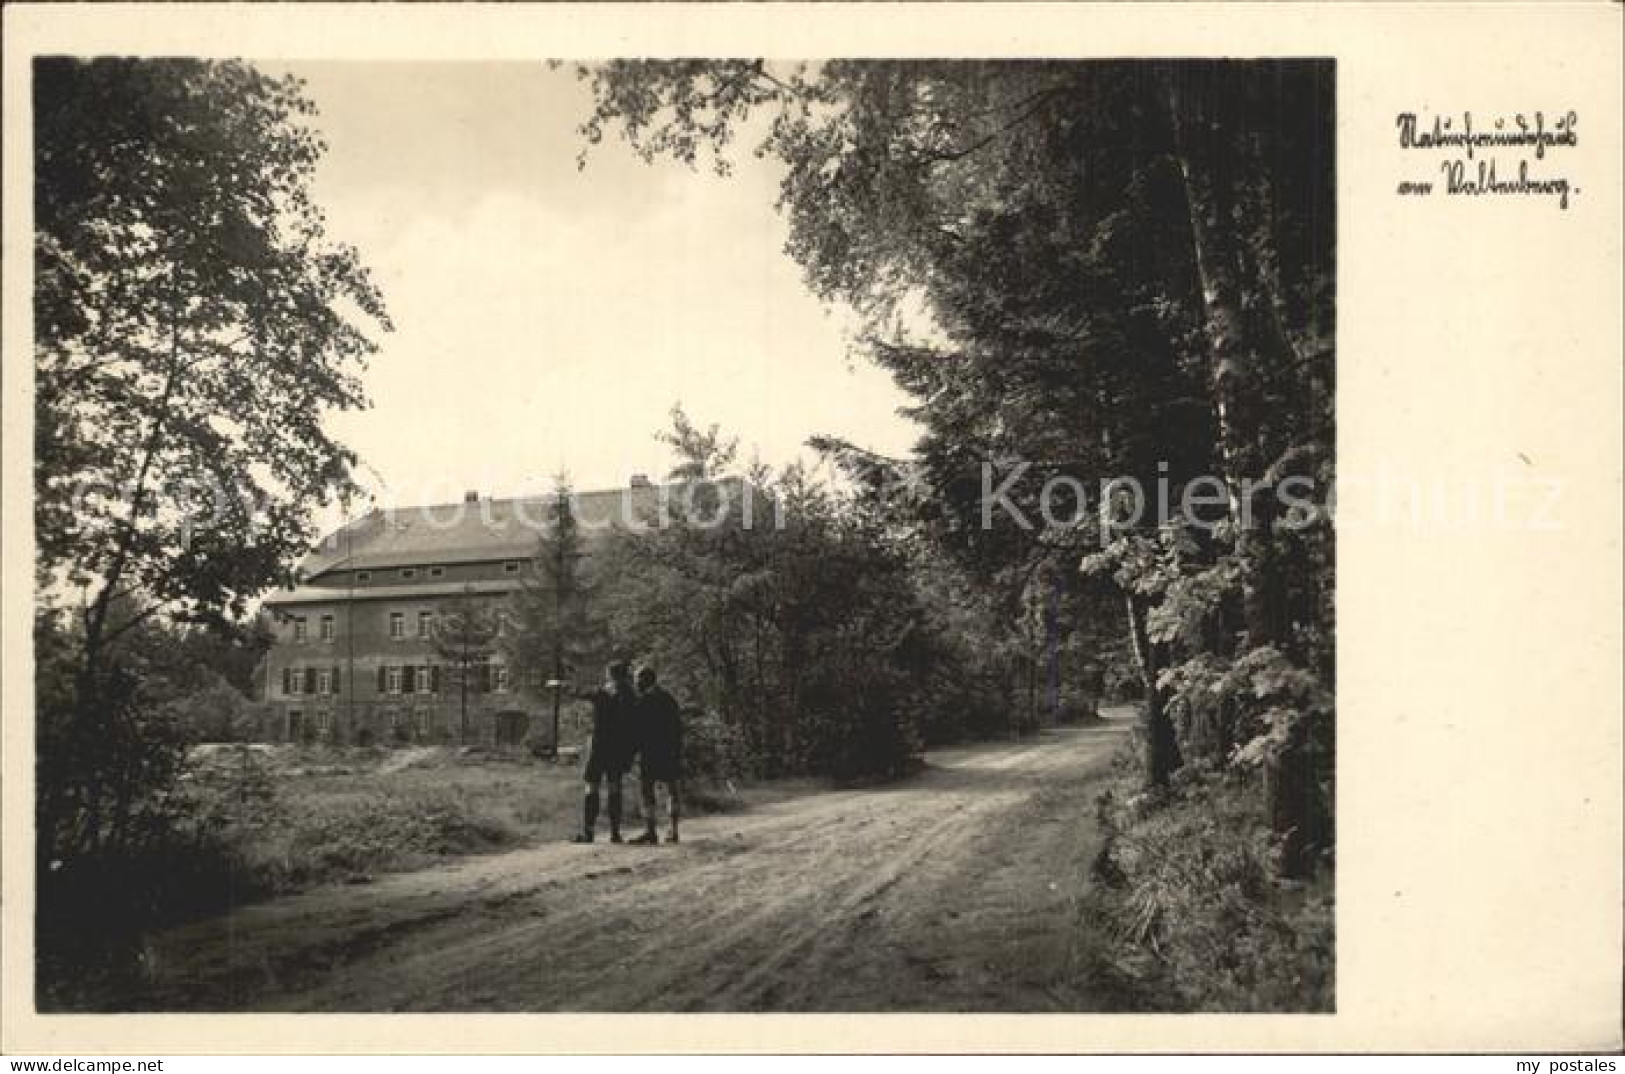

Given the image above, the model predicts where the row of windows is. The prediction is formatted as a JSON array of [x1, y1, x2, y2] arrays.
[[355, 566, 445, 583], [280, 662, 514, 697], [286, 709, 450, 739], [348, 562, 525, 584]]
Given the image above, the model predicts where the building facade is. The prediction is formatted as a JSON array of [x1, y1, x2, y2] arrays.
[[259, 479, 693, 746]]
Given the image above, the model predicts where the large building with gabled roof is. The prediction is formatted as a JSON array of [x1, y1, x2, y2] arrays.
[[259, 476, 749, 746]]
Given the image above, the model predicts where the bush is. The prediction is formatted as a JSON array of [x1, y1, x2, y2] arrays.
[[523, 699, 594, 756], [163, 675, 264, 743], [37, 740, 275, 1009], [1080, 758, 1334, 1012]]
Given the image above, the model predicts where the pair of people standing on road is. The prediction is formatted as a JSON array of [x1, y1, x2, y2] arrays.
[[572, 661, 683, 845]]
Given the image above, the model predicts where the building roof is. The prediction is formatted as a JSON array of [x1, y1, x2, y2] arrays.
[[289, 477, 751, 579]]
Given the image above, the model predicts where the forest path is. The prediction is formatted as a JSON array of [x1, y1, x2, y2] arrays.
[[125, 716, 1133, 1011]]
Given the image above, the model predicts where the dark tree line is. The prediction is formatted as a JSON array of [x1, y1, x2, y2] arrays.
[[34, 59, 389, 901], [513, 408, 1005, 782]]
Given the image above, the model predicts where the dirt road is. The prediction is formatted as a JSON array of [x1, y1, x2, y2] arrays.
[[125, 718, 1130, 1011]]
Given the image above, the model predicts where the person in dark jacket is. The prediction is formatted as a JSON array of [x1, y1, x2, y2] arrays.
[[629, 664, 683, 845], [572, 661, 637, 844]]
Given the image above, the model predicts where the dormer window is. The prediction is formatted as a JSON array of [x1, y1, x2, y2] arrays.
[[428, 566, 445, 579], [401, 568, 417, 580], [503, 561, 521, 575], [356, 571, 372, 583]]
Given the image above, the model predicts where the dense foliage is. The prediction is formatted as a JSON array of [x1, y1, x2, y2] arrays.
[[34, 58, 388, 946], [590, 408, 993, 781]]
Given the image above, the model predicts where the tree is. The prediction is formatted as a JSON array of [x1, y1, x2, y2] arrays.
[[504, 474, 605, 749], [34, 58, 390, 866], [431, 587, 502, 744]]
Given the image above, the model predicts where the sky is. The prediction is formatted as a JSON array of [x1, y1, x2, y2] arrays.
[[275, 61, 920, 514]]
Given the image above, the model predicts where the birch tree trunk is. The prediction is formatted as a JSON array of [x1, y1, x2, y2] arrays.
[[1125, 592, 1181, 788], [1164, 67, 1311, 871]]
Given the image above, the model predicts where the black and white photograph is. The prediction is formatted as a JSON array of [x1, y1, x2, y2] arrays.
[[27, 54, 1337, 1015]]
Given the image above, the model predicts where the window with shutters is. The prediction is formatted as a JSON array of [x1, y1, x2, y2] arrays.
[[316, 710, 332, 733], [317, 669, 332, 695], [320, 615, 335, 642], [386, 666, 402, 694], [288, 668, 303, 695], [389, 612, 405, 639], [494, 664, 510, 693], [418, 611, 433, 638]]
